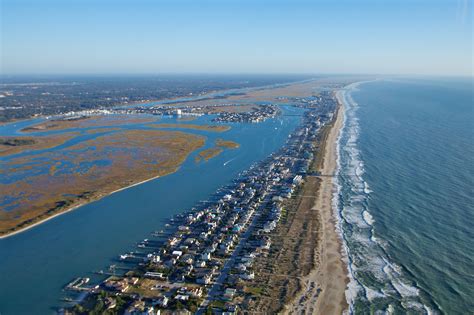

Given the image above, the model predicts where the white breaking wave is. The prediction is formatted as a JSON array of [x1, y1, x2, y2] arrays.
[[334, 81, 434, 314], [364, 182, 373, 194], [365, 286, 385, 301], [334, 88, 360, 315], [363, 210, 375, 226], [382, 259, 419, 298], [387, 304, 395, 314]]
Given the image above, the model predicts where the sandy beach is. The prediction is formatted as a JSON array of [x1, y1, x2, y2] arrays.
[[285, 98, 348, 314]]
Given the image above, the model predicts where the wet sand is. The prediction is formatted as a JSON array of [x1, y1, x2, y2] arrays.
[[285, 99, 348, 314]]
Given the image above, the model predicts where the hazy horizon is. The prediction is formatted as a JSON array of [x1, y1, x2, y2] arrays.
[[0, 73, 471, 79], [1, 0, 472, 76]]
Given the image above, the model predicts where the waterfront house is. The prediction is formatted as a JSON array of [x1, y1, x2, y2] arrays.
[[223, 288, 237, 301], [197, 273, 212, 285], [172, 250, 183, 258], [201, 252, 211, 261]]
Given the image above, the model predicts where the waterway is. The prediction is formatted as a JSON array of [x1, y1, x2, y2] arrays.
[[0, 105, 305, 314]]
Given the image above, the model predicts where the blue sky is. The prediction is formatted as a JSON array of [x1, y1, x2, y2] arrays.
[[1, 0, 472, 75]]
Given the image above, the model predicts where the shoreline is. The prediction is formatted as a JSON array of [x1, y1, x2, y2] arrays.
[[0, 170, 172, 240], [333, 81, 370, 312], [285, 92, 349, 314], [1, 129, 206, 240], [0, 79, 312, 127]]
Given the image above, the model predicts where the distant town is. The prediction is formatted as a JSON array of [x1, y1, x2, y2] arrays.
[[41, 102, 281, 125], [0, 75, 311, 122]]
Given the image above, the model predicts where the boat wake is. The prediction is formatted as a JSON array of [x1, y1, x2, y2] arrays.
[[223, 157, 236, 166]]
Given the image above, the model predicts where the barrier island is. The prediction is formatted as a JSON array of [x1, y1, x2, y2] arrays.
[[150, 123, 230, 132]]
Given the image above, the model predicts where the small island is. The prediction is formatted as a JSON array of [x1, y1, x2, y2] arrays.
[[195, 147, 224, 162], [216, 138, 240, 149], [150, 123, 231, 132], [195, 138, 240, 163]]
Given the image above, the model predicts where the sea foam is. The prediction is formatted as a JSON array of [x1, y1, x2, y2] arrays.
[[362, 210, 375, 225], [335, 81, 432, 314]]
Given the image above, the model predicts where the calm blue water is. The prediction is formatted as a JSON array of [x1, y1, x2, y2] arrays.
[[0, 105, 304, 314], [337, 78, 473, 314]]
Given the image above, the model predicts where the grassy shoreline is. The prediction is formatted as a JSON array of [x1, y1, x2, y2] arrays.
[[0, 171, 175, 239], [0, 131, 206, 239]]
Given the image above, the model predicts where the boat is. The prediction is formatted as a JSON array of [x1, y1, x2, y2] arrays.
[[120, 253, 133, 260]]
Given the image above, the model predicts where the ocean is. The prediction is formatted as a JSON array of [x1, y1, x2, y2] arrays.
[[336, 78, 473, 314]]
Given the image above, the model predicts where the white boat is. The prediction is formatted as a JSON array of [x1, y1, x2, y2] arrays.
[[120, 253, 133, 260]]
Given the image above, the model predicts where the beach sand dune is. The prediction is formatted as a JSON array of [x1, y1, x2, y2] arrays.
[[284, 100, 348, 315]]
